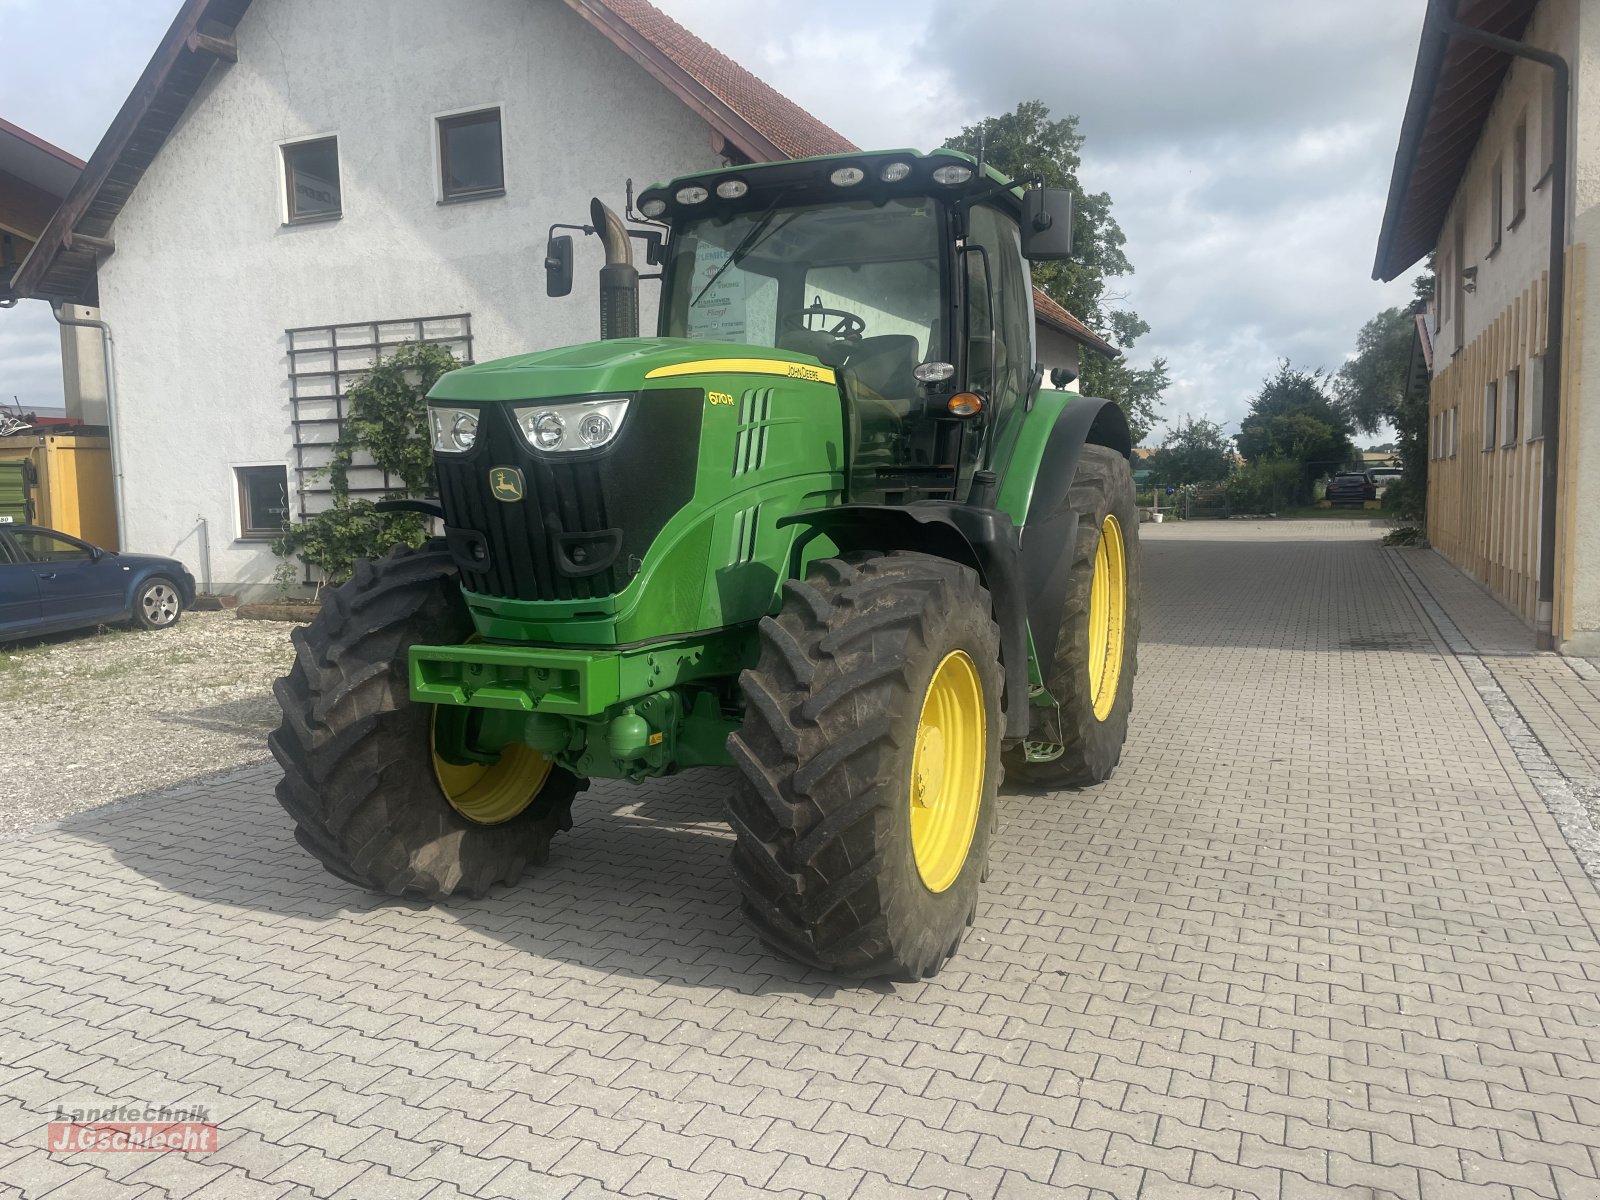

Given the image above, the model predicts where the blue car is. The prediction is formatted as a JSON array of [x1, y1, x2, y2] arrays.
[[0, 524, 196, 640]]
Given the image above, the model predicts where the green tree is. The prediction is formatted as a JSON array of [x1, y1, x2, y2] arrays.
[[943, 100, 1166, 441], [1334, 306, 1414, 436], [1332, 271, 1433, 517], [275, 341, 460, 584], [1148, 415, 1231, 487], [1235, 362, 1357, 504]]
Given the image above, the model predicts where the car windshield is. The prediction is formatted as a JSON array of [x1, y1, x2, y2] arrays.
[[662, 196, 943, 363]]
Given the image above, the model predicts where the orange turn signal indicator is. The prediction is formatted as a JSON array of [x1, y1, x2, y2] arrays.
[[947, 392, 983, 416]]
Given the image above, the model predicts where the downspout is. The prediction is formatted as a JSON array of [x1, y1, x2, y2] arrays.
[[50, 305, 126, 550], [1433, 1, 1570, 650]]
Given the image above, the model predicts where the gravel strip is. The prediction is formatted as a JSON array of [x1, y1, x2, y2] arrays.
[[0, 611, 297, 832]]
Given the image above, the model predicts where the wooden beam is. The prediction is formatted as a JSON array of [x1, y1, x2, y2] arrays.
[[185, 30, 237, 62], [62, 230, 114, 255]]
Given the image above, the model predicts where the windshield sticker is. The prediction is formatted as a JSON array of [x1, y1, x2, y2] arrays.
[[686, 246, 747, 342]]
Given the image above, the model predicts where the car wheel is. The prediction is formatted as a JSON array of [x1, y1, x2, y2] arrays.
[[133, 576, 183, 630]]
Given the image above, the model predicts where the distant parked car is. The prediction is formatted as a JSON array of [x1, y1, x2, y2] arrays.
[[0, 524, 195, 640], [1325, 473, 1378, 507], [1366, 467, 1403, 497]]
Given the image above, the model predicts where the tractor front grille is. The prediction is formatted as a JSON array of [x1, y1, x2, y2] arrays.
[[435, 391, 702, 603]]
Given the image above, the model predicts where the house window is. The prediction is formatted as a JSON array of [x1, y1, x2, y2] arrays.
[[438, 109, 504, 201], [283, 137, 341, 223], [1451, 405, 1459, 457], [1503, 368, 1521, 446], [1529, 355, 1545, 438], [1511, 118, 1527, 225], [1489, 157, 1503, 253], [1431, 413, 1441, 460], [1483, 380, 1498, 451], [1453, 217, 1466, 353], [237, 465, 290, 538]]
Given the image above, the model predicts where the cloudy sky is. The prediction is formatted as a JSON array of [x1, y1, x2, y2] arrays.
[[1, 0, 1425, 439]]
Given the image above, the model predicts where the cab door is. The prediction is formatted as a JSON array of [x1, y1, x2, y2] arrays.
[[962, 204, 1036, 487], [0, 532, 43, 635]]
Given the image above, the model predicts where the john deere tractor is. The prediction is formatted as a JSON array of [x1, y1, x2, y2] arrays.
[[271, 148, 1139, 979]]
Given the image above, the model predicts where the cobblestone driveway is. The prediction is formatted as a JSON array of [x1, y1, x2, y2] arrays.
[[3, 521, 1598, 1199]]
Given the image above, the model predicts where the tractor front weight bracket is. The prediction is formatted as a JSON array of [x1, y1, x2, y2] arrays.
[[410, 630, 753, 780]]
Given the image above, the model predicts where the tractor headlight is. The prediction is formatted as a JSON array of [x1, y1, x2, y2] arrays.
[[430, 406, 478, 453], [511, 396, 632, 454]]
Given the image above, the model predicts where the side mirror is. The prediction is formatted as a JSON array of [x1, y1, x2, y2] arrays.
[[545, 234, 574, 297], [1021, 187, 1074, 261]]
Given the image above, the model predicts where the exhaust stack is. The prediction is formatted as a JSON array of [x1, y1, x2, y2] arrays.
[[590, 198, 639, 340]]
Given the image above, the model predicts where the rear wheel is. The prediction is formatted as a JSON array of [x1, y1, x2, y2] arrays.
[[727, 552, 1003, 979], [1005, 444, 1141, 788], [270, 541, 582, 899]]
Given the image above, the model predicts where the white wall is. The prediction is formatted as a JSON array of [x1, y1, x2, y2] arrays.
[[1431, 0, 1572, 362], [95, 0, 723, 595]]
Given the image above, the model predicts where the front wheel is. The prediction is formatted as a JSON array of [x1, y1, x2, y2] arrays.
[[269, 541, 582, 899], [132, 576, 183, 630], [727, 552, 1003, 979]]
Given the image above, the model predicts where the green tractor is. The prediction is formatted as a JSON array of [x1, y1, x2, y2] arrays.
[[271, 148, 1140, 980]]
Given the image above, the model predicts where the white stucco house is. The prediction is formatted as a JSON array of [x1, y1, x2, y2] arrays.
[[13, 0, 1117, 596], [1375, 0, 1599, 652]]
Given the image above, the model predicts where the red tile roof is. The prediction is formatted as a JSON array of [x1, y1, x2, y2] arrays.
[[588, 0, 855, 160], [1033, 289, 1118, 358]]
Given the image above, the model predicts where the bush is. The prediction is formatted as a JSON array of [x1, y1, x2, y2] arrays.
[[1225, 456, 1300, 514], [1382, 526, 1424, 546], [1381, 476, 1426, 522]]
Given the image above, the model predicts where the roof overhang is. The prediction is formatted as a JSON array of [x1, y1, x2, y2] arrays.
[[1373, 0, 1538, 282], [9, 0, 249, 304]]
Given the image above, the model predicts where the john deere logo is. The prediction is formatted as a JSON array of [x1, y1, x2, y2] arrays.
[[489, 467, 525, 502]]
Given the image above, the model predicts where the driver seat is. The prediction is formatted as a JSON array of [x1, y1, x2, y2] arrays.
[[842, 335, 921, 415]]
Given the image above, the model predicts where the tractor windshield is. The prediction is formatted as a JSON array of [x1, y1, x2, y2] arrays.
[[663, 196, 945, 380]]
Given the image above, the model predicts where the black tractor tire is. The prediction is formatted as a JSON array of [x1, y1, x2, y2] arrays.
[[726, 552, 1004, 980], [131, 576, 184, 630], [269, 540, 582, 900], [1005, 444, 1141, 788]]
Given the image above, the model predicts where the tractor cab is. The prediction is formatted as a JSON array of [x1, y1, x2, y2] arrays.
[[551, 149, 1073, 505]]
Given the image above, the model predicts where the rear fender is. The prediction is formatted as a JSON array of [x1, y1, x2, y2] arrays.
[[779, 504, 1031, 740]]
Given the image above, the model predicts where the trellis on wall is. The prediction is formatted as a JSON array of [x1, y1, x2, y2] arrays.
[[286, 314, 473, 521]]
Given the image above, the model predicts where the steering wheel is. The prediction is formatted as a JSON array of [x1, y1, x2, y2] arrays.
[[782, 306, 865, 341]]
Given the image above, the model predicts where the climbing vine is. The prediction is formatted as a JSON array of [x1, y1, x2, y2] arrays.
[[274, 341, 459, 585]]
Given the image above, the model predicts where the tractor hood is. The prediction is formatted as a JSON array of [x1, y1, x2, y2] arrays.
[[428, 337, 836, 404]]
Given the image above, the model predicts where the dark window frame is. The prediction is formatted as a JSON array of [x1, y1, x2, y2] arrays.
[[437, 108, 505, 203], [236, 464, 291, 540], [1503, 367, 1521, 447], [1511, 117, 1528, 227], [282, 136, 342, 225], [1489, 156, 1503, 254]]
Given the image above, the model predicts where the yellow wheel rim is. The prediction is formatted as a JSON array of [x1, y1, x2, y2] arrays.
[[430, 710, 555, 826], [909, 650, 986, 894], [1087, 514, 1128, 722]]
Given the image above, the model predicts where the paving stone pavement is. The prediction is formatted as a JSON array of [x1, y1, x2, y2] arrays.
[[3, 519, 1599, 1200]]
